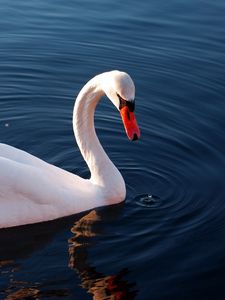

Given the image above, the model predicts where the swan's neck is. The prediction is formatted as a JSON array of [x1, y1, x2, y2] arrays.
[[73, 75, 125, 196]]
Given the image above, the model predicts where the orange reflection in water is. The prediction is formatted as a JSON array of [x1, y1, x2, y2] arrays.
[[1, 208, 137, 299], [68, 210, 137, 300]]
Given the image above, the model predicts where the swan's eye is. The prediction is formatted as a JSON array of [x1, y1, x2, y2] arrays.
[[117, 93, 135, 112]]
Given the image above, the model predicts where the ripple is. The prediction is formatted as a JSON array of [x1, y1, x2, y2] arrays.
[[135, 194, 161, 209]]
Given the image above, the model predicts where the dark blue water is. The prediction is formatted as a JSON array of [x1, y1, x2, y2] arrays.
[[1, 0, 225, 299]]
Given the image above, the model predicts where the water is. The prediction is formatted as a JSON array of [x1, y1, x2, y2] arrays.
[[1, 0, 225, 299]]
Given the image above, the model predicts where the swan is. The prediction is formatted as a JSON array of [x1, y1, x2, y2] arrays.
[[0, 70, 140, 228]]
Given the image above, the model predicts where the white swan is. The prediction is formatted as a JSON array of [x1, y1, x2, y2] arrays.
[[0, 71, 140, 228]]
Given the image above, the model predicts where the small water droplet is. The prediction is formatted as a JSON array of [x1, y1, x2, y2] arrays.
[[135, 194, 161, 208]]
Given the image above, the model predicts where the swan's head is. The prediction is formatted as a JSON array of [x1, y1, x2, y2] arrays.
[[101, 70, 140, 141]]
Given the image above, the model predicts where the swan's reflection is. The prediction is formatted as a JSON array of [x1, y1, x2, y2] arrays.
[[68, 209, 138, 300], [0, 206, 137, 299]]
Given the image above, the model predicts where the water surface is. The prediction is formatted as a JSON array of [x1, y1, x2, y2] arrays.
[[1, 0, 225, 299]]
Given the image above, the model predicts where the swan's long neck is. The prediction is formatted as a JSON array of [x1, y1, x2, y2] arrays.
[[73, 75, 125, 195]]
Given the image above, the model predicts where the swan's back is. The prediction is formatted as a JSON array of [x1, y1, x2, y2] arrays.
[[0, 143, 53, 168]]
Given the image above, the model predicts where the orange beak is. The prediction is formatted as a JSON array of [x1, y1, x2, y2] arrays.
[[120, 106, 140, 141]]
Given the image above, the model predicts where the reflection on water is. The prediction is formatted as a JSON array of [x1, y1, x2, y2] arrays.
[[4, 286, 69, 300], [2, 281, 69, 300], [0, 260, 69, 299], [0, 216, 75, 299], [69, 210, 138, 300], [0, 207, 137, 300], [5, 287, 40, 300]]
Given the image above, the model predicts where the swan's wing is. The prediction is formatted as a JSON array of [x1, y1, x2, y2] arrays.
[[0, 156, 63, 227], [0, 143, 51, 169], [0, 144, 104, 228], [0, 154, 99, 228]]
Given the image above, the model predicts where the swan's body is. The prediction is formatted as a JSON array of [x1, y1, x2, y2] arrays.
[[0, 71, 140, 228]]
